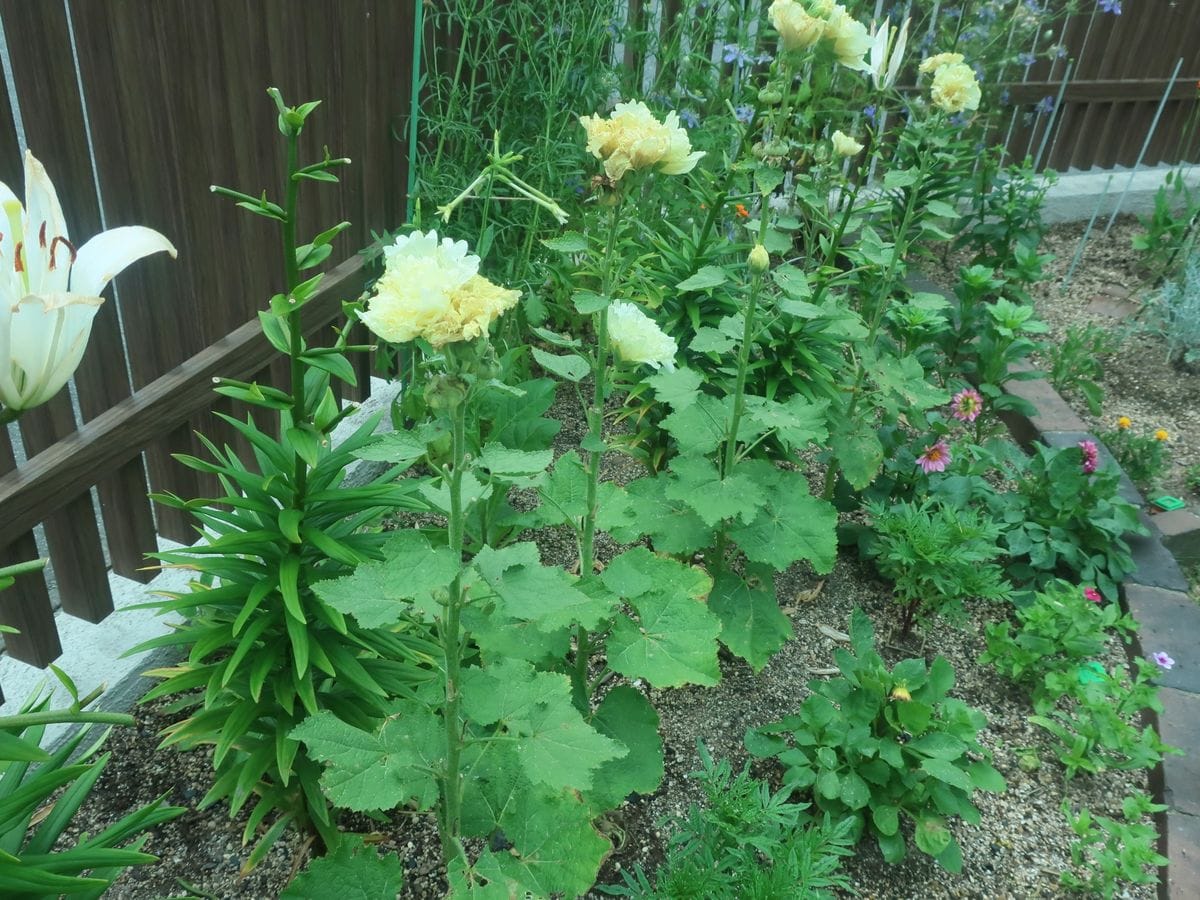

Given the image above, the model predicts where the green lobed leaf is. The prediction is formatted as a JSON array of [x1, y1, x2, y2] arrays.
[[664, 454, 767, 527], [645, 366, 703, 410], [660, 394, 729, 455], [290, 703, 441, 812], [605, 601, 721, 688], [353, 429, 427, 466], [607, 476, 711, 554], [531, 346, 590, 382], [460, 659, 625, 792], [281, 837, 405, 898], [676, 265, 728, 291], [585, 686, 664, 812], [708, 571, 792, 672], [455, 785, 610, 897], [477, 444, 553, 478], [830, 419, 884, 490], [473, 543, 617, 631], [312, 531, 460, 626], [541, 232, 589, 253], [730, 487, 838, 573]]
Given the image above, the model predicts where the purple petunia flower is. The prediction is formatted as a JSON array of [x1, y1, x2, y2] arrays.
[[1151, 651, 1175, 671], [1083, 587, 1102, 604]]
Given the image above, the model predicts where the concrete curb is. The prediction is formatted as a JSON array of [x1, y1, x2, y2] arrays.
[[996, 365, 1198, 900], [1040, 164, 1200, 226]]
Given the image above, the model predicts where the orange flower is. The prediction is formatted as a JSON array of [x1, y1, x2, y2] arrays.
[[735, 203, 749, 218]]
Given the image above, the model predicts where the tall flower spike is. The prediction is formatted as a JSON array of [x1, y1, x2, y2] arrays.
[[0, 150, 176, 416]]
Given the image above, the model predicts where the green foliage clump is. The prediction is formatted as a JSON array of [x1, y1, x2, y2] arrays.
[[1030, 658, 1178, 779], [603, 744, 854, 900], [1060, 793, 1168, 898], [1099, 419, 1171, 491], [0, 669, 182, 898], [993, 442, 1146, 598], [979, 580, 1135, 714], [746, 610, 1005, 873], [864, 498, 1012, 635], [1045, 322, 1120, 416], [1132, 170, 1199, 279]]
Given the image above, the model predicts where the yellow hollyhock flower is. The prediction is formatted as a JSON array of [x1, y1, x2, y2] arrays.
[[930, 62, 981, 113], [579, 101, 704, 182], [769, 0, 825, 51], [831, 130, 865, 156], [608, 301, 677, 370], [360, 230, 519, 348], [919, 51, 965, 75], [824, 4, 872, 72]]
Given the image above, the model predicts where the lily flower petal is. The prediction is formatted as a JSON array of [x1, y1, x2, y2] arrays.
[[22, 152, 72, 296], [71, 226, 178, 297]]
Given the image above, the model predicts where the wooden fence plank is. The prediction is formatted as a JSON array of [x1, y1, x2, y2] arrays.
[[0, 433, 61, 667], [17, 398, 113, 623]]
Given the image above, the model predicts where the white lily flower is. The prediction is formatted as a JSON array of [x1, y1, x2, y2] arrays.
[[869, 17, 910, 91], [0, 151, 176, 417]]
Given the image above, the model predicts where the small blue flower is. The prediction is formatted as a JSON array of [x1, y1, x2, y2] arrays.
[[864, 104, 877, 125], [1018, 52, 1037, 67], [1000, 88, 1012, 105], [723, 43, 752, 66], [973, 63, 986, 82], [734, 104, 755, 124], [680, 109, 700, 129], [1035, 95, 1055, 115], [1098, 0, 1121, 14], [949, 112, 968, 128]]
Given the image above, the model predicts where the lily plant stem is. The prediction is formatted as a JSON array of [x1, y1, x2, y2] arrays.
[[281, 128, 307, 500]]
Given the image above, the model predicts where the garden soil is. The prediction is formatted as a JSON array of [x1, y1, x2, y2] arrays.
[[70, 315, 1157, 899]]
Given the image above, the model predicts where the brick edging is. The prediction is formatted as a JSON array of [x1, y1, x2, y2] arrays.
[[1000, 362, 1198, 899]]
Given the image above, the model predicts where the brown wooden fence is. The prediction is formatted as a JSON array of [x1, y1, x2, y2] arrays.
[[0, 0, 1197, 689], [1004, 0, 1200, 171], [0, 0, 414, 677]]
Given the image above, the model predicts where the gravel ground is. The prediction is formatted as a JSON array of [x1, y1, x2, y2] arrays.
[[67, 357, 1158, 898]]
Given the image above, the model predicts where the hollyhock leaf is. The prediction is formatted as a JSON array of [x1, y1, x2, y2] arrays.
[[312, 531, 460, 627], [730, 489, 838, 573], [586, 686, 664, 812], [664, 454, 766, 526], [281, 838, 405, 899], [709, 571, 792, 672]]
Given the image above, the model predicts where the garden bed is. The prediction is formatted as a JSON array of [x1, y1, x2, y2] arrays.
[[933, 213, 1199, 504], [72, 385, 1156, 899]]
